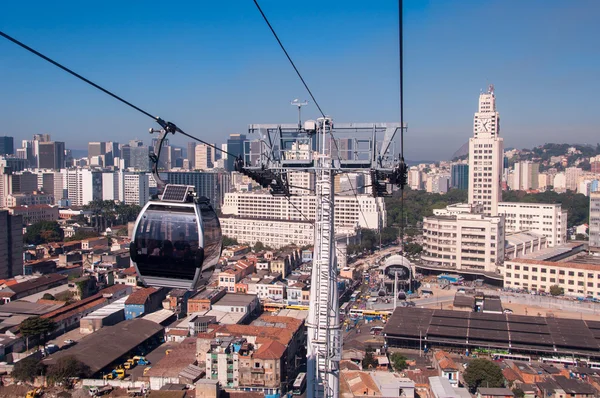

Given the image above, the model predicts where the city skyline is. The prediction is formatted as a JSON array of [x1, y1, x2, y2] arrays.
[[1, 0, 599, 161]]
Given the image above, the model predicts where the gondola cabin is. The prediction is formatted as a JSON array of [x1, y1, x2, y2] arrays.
[[130, 184, 222, 290]]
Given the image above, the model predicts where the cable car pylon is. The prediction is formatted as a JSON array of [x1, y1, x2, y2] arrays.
[[238, 118, 407, 398]]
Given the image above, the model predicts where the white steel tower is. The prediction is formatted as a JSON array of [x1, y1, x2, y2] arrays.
[[306, 117, 341, 398], [239, 120, 405, 398]]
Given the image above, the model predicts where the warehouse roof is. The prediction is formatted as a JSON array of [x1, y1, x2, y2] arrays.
[[43, 319, 163, 374]]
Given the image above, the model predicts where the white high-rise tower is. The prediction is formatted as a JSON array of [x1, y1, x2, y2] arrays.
[[468, 84, 504, 216]]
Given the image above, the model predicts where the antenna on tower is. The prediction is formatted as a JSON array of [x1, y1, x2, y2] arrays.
[[291, 99, 308, 129], [488, 84, 495, 95]]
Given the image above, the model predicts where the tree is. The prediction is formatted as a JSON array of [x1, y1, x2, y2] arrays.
[[46, 356, 90, 387], [12, 356, 46, 382], [19, 317, 57, 350], [463, 359, 505, 393], [404, 242, 423, 256], [549, 285, 564, 296], [222, 235, 239, 247], [362, 346, 377, 370], [253, 241, 265, 252], [512, 388, 525, 398], [24, 221, 64, 245], [41, 293, 56, 301], [390, 352, 408, 371], [575, 233, 587, 241]]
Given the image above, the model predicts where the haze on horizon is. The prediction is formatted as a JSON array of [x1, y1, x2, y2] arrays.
[[1, 0, 598, 161]]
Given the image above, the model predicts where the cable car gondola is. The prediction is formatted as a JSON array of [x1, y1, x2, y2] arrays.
[[130, 127, 222, 290], [130, 184, 222, 290]]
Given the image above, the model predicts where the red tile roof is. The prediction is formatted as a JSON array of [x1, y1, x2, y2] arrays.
[[253, 340, 286, 360], [125, 287, 158, 305]]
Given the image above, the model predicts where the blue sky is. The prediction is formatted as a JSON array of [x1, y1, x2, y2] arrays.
[[1, 0, 598, 160]]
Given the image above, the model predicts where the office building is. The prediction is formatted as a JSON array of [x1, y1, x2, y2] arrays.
[[166, 171, 230, 209], [220, 217, 314, 248], [222, 192, 385, 230], [65, 169, 102, 206], [8, 205, 59, 225], [0, 210, 23, 279], [451, 163, 469, 190], [119, 144, 131, 169], [0, 156, 28, 173], [497, 202, 567, 247], [590, 192, 600, 252], [468, 85, 503, 216], [121, 173, 149, 206], [40, 171, 65, 203], [502, 245, 600, 297], [194, 144, 213, 170], [409, 166, 423, 190], [130, 145, 150, 171], [0, 137, 14, 156], [421, 208, 505, 274], [38, 141, 65, 170], [5, 192, 54, 207], [225, 134, 246, 172], [186, 142, 196, 169], [102, 172, 119, 201]]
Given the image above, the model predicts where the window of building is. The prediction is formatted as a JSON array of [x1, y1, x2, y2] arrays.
[[568, 271, 575, 277]]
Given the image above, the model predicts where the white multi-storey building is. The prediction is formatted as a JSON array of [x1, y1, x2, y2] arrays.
[[194, 144, 213, 170], [102, 172, 119, 201], [590, 192, 600, 251], [421, 211, 505, 274], [220, 217, 314, 249], [64, 169, 102, 206], [468, 85, 503, 216], [222, 192, 385, 230], [121, 173, 149, 206], [565, 167, 583, 192], [497, 202, 567, 247]]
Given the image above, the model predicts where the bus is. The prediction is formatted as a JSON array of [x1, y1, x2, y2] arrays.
[[492, 353, 531, 363], [292, 372, 307, 395], [541, 357, 577, 367], [286, 304, 310, 311], [349, 309, 392, 321], [263, 302, 285, 312], [350, 291, 361, 302]]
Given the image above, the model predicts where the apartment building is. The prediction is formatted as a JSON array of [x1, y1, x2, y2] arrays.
[[5, 192, 53, 207], [0, 210, 23, 279], [497, 202, 567, 247]]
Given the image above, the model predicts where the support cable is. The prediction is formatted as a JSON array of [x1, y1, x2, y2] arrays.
[[398, 0, 406, 251], [0, 30, 238, 160], [252, 0, 326, 119]]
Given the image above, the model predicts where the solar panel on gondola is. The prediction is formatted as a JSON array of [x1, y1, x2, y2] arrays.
[[161, 185, 192, 202]]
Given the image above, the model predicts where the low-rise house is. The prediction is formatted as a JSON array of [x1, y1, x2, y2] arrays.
[[187, 288, 226, 313], [477, 388, 514, 398], [124, 287, 168, 319], [432, 350, 460, 386]]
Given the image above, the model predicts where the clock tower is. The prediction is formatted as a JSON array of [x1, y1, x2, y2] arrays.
[[468, 85, 504, 216]]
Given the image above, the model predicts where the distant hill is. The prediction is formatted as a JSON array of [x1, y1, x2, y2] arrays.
[[451, 142, 469, 160]]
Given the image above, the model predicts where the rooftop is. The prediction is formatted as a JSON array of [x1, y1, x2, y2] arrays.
[[125, 287, 159, 305], [0, 300, 64, 316], [43, 319, 163, 374], [253, 339, 286, 360], [213, 293, 258, 307], [145, 340, 197, 378], [477, 388, 514, 396], [0, 274, 67, 295]]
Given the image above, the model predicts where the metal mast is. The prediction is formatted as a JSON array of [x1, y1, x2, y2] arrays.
[[238, 120, 407, 398], [306, 117, 341, 398]]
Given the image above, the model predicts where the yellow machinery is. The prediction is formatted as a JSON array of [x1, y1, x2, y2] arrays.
[[26, 388, 42, 398], [143, 366, 152, 376], [115, 368, 126, 380]]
